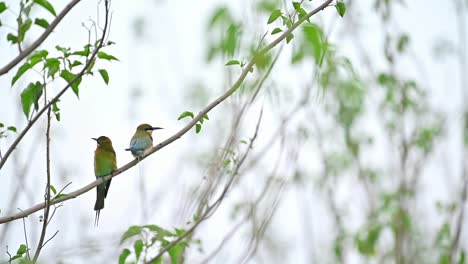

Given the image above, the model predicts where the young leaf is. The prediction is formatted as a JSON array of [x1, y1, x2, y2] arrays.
[[7, 33, 18, 44], [203, 114, 209, 120], [98, 69, 109, 85], [29, 50, 48, 67], [16, 244, 27, 255], [225, 60, 240, 66], [52, 102, 60, 121], [118, 249, 131, 264], [267, 9, 282, 24], [195, 123, 202, 133], [49, 185, 57, 194], [0, 2, 6, 14], [12, 62, 31, 85], [286, 33, 294, 43], [134, 240, 144, 261], [7, 126, 16, 132], [335, 2, 346, 17], [45, 58, 60, 78], [271, 28, 282, 35], [168, 244, 184, 264], [18, 19, 32, 42], [97, 51, 119, 61], [120, 225, 143, 244], [178, 111, 194, 120], [20, 82, 43, 118], [60, 70, 81, 97], [34, 18, 49, 29], [34, 0, 56, 16], [292, 2, 301, 10]]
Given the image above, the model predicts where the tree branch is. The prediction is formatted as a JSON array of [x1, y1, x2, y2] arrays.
[[0, 0, 81, 76], [31, 107, 52, 263], [0, 0, 110, 171], [0, 0, 333, 224]]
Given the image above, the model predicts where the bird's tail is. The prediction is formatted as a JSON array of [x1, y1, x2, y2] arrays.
[[94, 184, 106, 226]]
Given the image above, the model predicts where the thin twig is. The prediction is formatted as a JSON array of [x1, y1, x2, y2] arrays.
[[145, 108, 264, 264], [20, 214, 31, 261], [0, 0, 81, 76], [0, 0, 333, 224], [31, 106, 52, 263]]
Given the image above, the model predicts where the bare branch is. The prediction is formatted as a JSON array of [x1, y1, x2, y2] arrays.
[[0, 0, 81, 76], [145, 107, 264, 264], [31, 106, 52, 263]]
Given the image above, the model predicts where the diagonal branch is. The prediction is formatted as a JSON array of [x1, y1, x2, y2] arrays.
[[0, 0, 110, 171], [0, 0, 81, 76], [0, 0, 333, 224]]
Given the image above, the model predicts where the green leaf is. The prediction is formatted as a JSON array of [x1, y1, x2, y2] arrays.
[[7, 126, 17, 132], [34, 0, 56, 16], [292, 2, 301, 10], [195, 123, 202, 133], [178, 111, 194, 120], [0, 2, 7, 14], [267, 9, 282, 24], [97, 51, 119, 61], [20, 82, 43, 118], [72, 44, 90, 56], [302, 24, 326, 63], [225, 60, 240, 66], [286, 33, 294, 43], [18, 19, 32, 42], [12, 62, 31, 85], [60, 70, 81, 97], [70, 60, 82, 68], [168, 244, 184, 264], [16, 244, 27, 255], [45, 58, 60, 78], [118, 249, 131, 264], [7, 33, 18, 44], [98, 69, 109, 85], [107, 40, 116, 45], [52, 102, 60, 121], [34, 18, 49, 29], [120, 225, 143, 244], [49, 185, 57, 194], [223, 24, 238, 56], [335, 2, 346, 17], [271, 28, 282, 35], [134, 240, 143, 261], [54, 193, 67, 199], [29, 50, 48, 67], [397, 34, 409, 53], [203, 114, 209, 120]]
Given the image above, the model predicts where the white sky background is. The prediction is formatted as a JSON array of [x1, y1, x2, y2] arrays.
[[0, 0, 466, 263]]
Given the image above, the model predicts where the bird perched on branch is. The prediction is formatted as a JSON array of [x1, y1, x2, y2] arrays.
[[126, 123, 163, 159], [92, 136, 117, 226]]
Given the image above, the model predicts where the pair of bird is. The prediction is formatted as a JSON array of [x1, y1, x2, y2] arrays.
[[92, 123, 163, 226]]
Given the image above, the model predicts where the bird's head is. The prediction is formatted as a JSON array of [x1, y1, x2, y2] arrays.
[[92, 136, 114, 150], [136, 123, 163, 135]]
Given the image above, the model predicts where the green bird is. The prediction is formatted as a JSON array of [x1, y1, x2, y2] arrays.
[[125, 124, 163, 158], [92, 136, 117, 226]]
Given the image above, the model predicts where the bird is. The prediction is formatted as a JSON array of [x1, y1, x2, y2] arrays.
[[125, 123, 163, 159], [92, 136, 117, 226]]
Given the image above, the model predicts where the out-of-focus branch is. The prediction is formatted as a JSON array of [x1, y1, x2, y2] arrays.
[[0, 0, 109, 171], [0, 0, 334, 224], [31, 107, 52, 263], [146, 108, 264, 264], [0, 0, 81, 76]]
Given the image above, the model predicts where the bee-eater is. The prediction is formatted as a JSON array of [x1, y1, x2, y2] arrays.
[[92, 136, 117, 226], [125, 124, 163, 158]]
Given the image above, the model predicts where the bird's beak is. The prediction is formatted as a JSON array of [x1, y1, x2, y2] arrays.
[[91, 138, 98, 141], [150, 127, 163, 130]]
